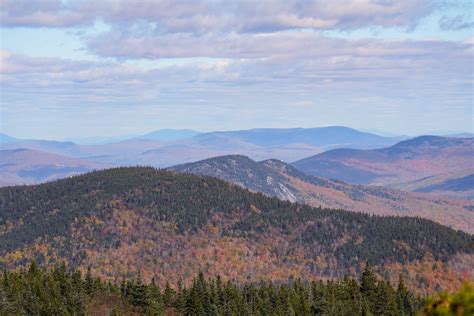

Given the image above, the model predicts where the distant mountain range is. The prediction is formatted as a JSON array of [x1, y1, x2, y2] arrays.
[[142, 126, 402, 163], [292, 136, 473, 189], [62, 128, 201, 144], [1, 167, 472, 293], [2, 129, 472, 201], [171, 155, 474, 233], [1, 126, 402, 166], [63, 135, 138, 145]]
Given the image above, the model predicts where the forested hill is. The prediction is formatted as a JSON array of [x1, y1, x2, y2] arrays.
[[170, 155, 474, 233], [0, 167, 472, 293]]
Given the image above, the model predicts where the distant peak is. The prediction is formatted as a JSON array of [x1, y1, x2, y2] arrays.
[[391, 135, 470, 149], [140, 129, 201, 141]]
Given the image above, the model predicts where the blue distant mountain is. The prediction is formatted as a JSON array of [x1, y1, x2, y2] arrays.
[[139, 126, 402, 164], [138, 129, 201, 141], [2, 126, 402, 166], [63, 135, 139, 145], [193, 126, 396, 147], [0, 133, 18, 144]]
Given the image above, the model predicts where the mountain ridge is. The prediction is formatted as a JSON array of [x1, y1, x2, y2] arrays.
[[2, 126, 402, 167], [1, 167, 472, 293], [171, 155, 474, 233], [137, 129, 201, 141], [292, 136, 474, 187]]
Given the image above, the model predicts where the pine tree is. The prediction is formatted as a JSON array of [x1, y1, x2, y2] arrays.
[[360, 261, 378, 313], [311, 281, 328, 315], [84, 266, 94, 295], [145, 278, 163, 315], [374, 281, 398, 316], [163, 281, 175, 308], [129, 273, 148, 308], [174, 280, 187, 314], [396, 273, 413, 315]]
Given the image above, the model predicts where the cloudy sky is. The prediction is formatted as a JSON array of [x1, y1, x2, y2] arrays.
[[1, 0, 473, 139]]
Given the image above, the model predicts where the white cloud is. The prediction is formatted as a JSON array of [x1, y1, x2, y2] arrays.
[[1, 0, 433, 32]]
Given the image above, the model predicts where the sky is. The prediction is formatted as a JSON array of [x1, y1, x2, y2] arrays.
[[0, 0, 473, 139]]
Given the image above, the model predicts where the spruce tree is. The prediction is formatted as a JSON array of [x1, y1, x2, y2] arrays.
[[396, 273, 413, 315], [360, 261, 378, 313], [84, 266, 94, 295], [163, 281, 175, 308]]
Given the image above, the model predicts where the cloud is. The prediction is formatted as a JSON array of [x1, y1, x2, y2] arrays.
[[1, 32, 472, 136], [1, 0, 472, 137], [236, 0, 432, 32], [86, 29, 473, 66], [439, 15, 474, 31], [0, 0, 91, 27], [2, 31, 471, 102], [1, 0, 433, 32]]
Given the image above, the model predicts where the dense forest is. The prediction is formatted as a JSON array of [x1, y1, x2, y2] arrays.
[[0, 167, 473, 293], [3, 261, 473, 315]]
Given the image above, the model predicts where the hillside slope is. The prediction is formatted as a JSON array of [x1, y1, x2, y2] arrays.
[[171, 155, 474, 233], [292, 136, 474, 188], [0, 167, 472, 293], [0, 148, 104, 186], [389, 169, 474, 200], [171, 155, 300, 202]]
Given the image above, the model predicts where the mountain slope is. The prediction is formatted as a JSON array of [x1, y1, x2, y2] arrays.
[[171, 155, 474, 233], [388, 169, 474, 200], [171, 155, 299, 202], [0, 167, 472, 292], [417, 174, 474, 193], [0, 148, 104, 186], [292, 136, 474, 187]]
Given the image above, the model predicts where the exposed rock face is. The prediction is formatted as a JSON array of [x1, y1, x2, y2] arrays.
[[171, 155, 474, 233]]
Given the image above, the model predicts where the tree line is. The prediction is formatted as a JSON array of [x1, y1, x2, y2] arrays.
[[2, 261, 471, 315]]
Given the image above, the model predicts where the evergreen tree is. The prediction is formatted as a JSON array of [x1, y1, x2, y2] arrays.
[[360, 262, 378, 313], [174, 280, 187, 314], [397, 272, 413, 315], [0, 261, 447, 316], [373, 281, 398, 316], [163, 281, 175, 308], [84, 266, 94, 295]]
